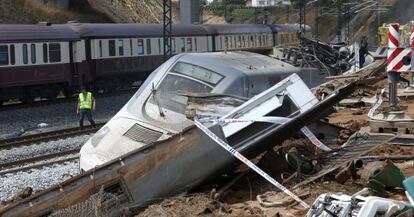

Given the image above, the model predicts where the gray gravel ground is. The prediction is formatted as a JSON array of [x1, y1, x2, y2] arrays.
[[0, 92, 135, 203], [0, 135, 90, 164], [0, 92, 134, 136], [0, 160, 79, 202]]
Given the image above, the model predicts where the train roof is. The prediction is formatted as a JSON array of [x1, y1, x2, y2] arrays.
[[68, 23, 209, 38], [0, 24, 79, 43], [175, 51, 299, 78], [201, 24, 272, 34], [268, 24, 310, 32]]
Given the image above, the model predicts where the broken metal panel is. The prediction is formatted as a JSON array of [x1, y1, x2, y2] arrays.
[[292, 134, 397, 190], [234, 81, 356, 158], [185, 94, 247, 119], [219, 74, 319, 138]]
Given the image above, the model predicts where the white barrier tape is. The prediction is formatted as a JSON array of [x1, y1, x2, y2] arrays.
[[201, 117, 331, 152], [193, 118, 310, 208], [367, 89, 385, 118], [299, 127, 331, 152]]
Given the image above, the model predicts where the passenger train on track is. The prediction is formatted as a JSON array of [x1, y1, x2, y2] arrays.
[[0, 23, 306, 104]]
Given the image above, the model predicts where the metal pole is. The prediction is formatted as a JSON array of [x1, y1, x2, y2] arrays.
[[388, 72, 399, 107], [315, 0, 318, 38], [299, 0, 306, 33], [163, 0, 172, 61], [286, 5, 289, 23], [336, 0, 342, 43]]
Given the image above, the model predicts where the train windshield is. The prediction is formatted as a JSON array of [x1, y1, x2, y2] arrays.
[[149, 62, 223, 114]]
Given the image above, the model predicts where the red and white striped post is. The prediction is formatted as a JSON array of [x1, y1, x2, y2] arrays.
[[386, 23, 412, 107]]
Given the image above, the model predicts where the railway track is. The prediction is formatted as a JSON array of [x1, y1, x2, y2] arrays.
[[0, 151, 79, 175], [0, 123, 104, 175], [0, 89, 135, 112], [0, 123, 104, 150], [0, 149, 80, 171]]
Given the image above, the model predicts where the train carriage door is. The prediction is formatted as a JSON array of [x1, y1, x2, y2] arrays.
[[68, 42, 76, 86], [73, 40, 89, 87]]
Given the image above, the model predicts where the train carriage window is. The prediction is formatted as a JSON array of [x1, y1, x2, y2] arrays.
[[137, 39, 144, 55], [30, 44, 36, 64], [219, 36, 223, 49], [158, 38, 161, 54], [109, 40, 116, 56], [180, 38, 185, 52], [10, 45, 15, 65], [49, 43, 61, 63], [146, 39, 151, 54], [0, 45, 8, 65], [150, 62, 223, 114], [22, 44, 28, 64], [151, 74, 213, 114], [118, 39, 124, 56], [186, 38, 192, 52], [99, 40, 103, 58], [130, 39, 133, 56], [43, 44, 48, 63], [171, 62, 224, 86]]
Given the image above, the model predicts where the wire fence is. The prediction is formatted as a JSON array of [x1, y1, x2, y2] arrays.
[[49, 187, 126, 217]]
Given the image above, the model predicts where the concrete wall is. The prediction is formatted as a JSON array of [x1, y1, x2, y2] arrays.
[[180, 0, 200, 24]]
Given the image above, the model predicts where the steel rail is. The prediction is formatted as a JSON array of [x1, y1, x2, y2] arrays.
[[0, 123, 104, 150], [0, 156, 79, 176], [0, 149, 80, 172], [0, 89, 135, 112]]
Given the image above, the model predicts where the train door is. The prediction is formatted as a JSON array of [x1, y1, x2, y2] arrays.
[[84, 39, 94, 87], [71, 40, 87, 87]]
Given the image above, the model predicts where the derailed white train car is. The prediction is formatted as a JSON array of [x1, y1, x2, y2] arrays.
[[80, 51, 328, 171], [2, 51, 359, 217]]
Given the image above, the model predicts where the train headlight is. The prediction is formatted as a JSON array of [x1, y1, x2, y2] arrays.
[[90, 126, 109, 147]]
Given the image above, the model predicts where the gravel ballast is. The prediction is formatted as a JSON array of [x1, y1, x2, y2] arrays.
[[0, 160, 80, 203], [0, 135, 90, 164], [0, 92, 134, 136]]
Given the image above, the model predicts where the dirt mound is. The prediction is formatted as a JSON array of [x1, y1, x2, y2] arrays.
[[86, 0, 179, 23], [137, 194, 229, 217], [0, 0, 110, 24]]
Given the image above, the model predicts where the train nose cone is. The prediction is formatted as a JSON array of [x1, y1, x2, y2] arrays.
[[79, 140, 105, 171]]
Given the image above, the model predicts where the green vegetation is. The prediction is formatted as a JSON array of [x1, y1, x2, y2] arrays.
[[0, 0, 111, 24]]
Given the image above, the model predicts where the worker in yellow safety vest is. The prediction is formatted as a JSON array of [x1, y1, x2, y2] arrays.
[[76, 86, 96, 129]]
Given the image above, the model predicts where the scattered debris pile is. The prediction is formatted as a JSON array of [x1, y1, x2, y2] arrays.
[[274, 36, 353, 75]]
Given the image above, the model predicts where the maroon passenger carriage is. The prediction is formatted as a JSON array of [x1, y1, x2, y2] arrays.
[[0, 22, 303, 104], [0, 24, 79, 103]]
